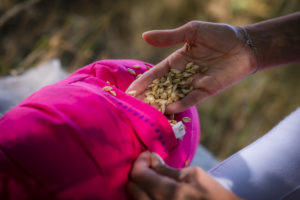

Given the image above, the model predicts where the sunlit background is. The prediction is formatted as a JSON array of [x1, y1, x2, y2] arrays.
[[1, 0, 300, 159]]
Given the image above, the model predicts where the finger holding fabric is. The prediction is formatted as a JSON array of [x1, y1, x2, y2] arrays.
[[128, 151, 242, 200]]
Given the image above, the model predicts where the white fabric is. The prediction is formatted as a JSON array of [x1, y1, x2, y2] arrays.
[[209, 108, 300, 200]]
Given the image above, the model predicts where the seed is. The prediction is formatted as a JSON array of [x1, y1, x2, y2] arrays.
[[182, 117, 191, 123], [178, 93, 185, 98], [179, 80, 187, 86], [172, 84, 178, 91], [201, 66, 208, 73], [166, 98, 173, 104], [133, 64, 141, 69], [161, 104, 166, 114], [170, 68, 181, 74], [103, 86, 112, 91], [192, 65, 200, 71], [136, 74, 142, 79], [181, 89, 190, 94], [186, 62, 194, 69], [160, 93, 167, 99], [128, 68, 136, 76], [153, 78, 160, 84], [145, 95, 155, 104], [127, 90, 137, 97], [169, 114, 174, 120], [157, 88, 164, 94], [110, 90, 116, 96], [148, 83, 155, 88], [175, 73, 183, 78], [145, 65, 151, 70], [106, 81, 110, 84], [183, 72, 192, 77], [152, 85, 158, 92], [173, 78, 181, 83], [160, 76, 166, 83], [168, 119, 178, 125], [186, 77, 193, 84]]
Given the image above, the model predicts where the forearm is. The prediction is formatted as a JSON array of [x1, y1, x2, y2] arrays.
[[244, 12, 300, 71]]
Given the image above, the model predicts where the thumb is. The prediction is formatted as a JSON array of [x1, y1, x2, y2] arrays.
[[142, 22, 197, 47], [150, 152, 181, 181]]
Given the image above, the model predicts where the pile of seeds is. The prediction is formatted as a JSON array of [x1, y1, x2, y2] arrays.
[[144, 62, 204, 114]]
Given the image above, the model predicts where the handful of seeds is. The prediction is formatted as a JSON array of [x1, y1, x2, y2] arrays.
[[144, 62, 202, 114], [124, 62, 206, 138]]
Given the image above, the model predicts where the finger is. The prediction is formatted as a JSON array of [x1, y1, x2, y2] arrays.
[[150, 152, 182, 181], [127, 181, 151, 200], [178, 166, 206, 184], [126, 59, 170, 96], [131, 151, 152, 176], [126, 47, 190, 97], [131, 151, 179, 199], [142, 22, 197, 47]]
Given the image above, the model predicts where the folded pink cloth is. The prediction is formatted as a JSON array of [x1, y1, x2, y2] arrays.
[[0, 59, 200, 199]]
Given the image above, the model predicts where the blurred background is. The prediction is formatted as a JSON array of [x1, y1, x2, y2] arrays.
[[0, 0, 300, 160]]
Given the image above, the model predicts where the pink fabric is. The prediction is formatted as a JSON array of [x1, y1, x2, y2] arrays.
[[0, 59, 200, 199]]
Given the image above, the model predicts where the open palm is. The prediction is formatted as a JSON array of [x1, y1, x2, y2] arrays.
[[127, 21, 257, 113]]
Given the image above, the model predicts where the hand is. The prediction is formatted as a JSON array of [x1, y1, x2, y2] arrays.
[[127, 21, 257, 113], [127, 151, 242, 200]]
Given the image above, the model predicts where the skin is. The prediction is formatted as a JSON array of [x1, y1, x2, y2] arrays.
[[126, 12, 300, 114], [128, 151, 242, 200], [127, 12, 300, 200]]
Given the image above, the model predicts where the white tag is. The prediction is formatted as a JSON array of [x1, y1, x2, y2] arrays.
[[172, 121, 186, 140]]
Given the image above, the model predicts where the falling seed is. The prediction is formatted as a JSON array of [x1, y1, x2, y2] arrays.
[[106, 81, 110, 84], [136, 74, 142, 79]]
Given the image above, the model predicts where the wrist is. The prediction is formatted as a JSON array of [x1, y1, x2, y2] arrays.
[[242, 13, 300, 69], [236, 25, 261, 74]]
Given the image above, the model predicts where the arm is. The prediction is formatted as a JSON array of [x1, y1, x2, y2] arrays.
[[127, 12, 300, 114], [244, 12, 300, 70]]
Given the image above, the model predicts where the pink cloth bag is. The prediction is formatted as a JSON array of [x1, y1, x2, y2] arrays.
[[0, 59, 200, 199]]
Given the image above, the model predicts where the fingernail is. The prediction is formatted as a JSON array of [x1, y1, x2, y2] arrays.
[[151, 152, 164, 168]]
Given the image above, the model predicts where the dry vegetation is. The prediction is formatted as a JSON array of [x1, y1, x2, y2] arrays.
[[1, 0, 300, 159]]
